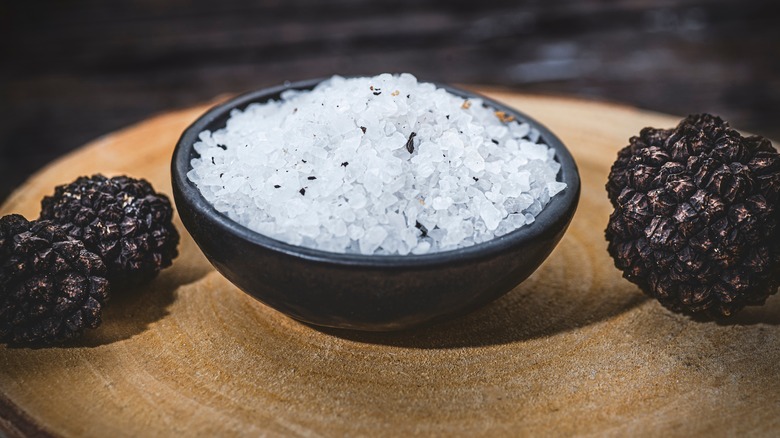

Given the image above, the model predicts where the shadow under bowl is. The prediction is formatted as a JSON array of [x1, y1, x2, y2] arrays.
[[171, 78, 581, 331]]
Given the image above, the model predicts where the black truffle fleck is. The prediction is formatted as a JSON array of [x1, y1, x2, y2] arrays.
[[0, 215, 110, 345], [405, 132, 417, 154], [40, 175, 180, 284], [606, 114, 780, 318]]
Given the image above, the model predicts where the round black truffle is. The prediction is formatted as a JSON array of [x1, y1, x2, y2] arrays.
[[40, 175, 180, 284], [606, 114, 780, 318], [0, 215, 110, 345]]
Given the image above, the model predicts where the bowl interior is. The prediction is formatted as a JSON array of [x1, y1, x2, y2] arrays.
[[172, 78, 581, 268]]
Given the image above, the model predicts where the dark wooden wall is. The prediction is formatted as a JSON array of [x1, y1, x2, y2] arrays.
[[1, 0, 778, 202]]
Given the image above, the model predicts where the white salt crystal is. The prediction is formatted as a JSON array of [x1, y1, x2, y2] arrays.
[[508, 213, 526, 228], [546, 181, 568, 197], [486, 125, 508, 139], [494, 221, 514, 237], [527, 128, 541, 143], [431, 196, 453, 210], [463, 150, 485, 173], [484, 161, 503, 175], [188, 74, 566, 255], [526, 200, 544, 216], [360, 226, 388, 254], [519, 141, 549, 161], [411, 241, 432, 255], [480, 202, 502, 231], [510, 122, 531, 138]]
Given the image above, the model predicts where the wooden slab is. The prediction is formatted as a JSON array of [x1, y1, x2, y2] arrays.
[[1, 91, 779, 437]]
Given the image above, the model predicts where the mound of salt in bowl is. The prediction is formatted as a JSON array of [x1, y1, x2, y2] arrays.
[[187, 73, 566, 255]]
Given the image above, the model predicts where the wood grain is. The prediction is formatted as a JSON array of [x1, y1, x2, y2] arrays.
[[1, 91, 779, 437]]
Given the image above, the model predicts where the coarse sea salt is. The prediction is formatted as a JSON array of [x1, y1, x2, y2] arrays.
[[187, 73, 566, 255]]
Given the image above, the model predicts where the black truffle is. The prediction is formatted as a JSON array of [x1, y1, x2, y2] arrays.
[[0, 215, 110, 345], [40, 175, 180, 284], [606, 114, 780, 318]]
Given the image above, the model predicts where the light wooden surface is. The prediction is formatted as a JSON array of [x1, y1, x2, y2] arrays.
[[1, 91, 779, 437]]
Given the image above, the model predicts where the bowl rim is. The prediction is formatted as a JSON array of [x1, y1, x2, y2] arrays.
[[172, 77, 580, 268]]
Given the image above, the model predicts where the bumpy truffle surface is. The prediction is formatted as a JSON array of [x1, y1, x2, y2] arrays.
[[40, 175, 180, 283], [606, 114, 780, 318], [0, 215, 110, 345]]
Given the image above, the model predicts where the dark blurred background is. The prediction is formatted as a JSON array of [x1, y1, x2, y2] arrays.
[[1, 0, 778, 203]]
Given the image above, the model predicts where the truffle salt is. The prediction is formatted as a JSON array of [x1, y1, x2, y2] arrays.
[[187, 73, 566, 255]]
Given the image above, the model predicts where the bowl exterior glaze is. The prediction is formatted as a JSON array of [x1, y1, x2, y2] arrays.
[[172, 79, 580, 331]]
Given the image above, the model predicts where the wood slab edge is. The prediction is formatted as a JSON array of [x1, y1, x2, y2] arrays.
[[0, 391, 56, 438]]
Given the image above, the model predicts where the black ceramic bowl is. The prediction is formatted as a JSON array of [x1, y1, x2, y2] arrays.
[[172, 78, 580, 331]]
